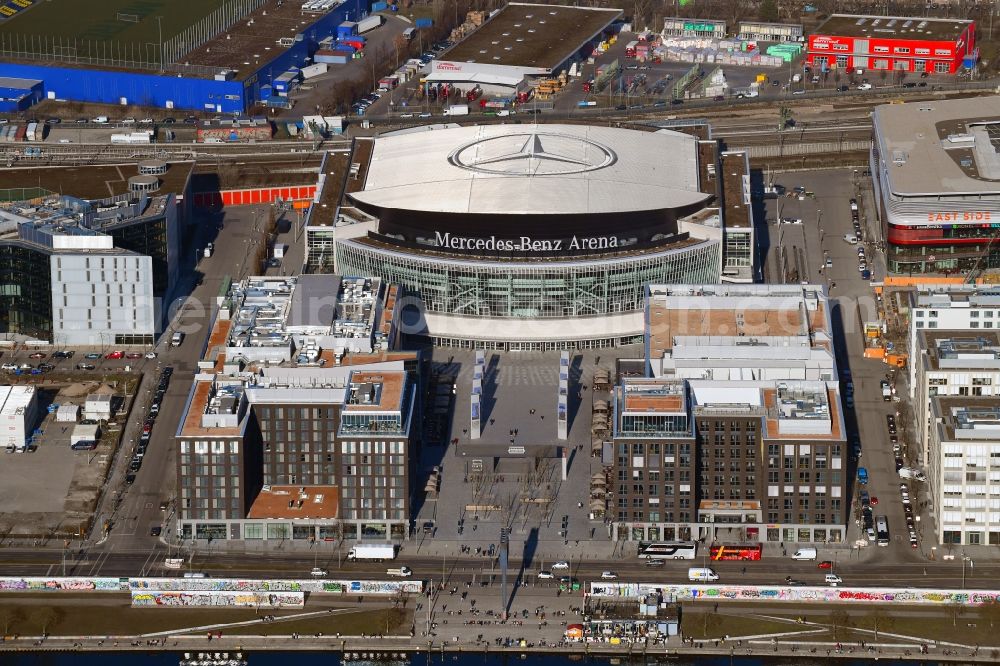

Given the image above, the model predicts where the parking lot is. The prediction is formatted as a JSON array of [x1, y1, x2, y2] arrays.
[[0, 361, 147, 541]]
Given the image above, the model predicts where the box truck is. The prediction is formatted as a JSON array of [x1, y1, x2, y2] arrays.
[[688, 567, 719, 582], [347, 543, 396, 561], [357, 15, 383, 33], [443, 104, 469, 116]]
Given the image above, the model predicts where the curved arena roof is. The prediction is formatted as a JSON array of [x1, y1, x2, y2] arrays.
[[349, 124, 708, 216]]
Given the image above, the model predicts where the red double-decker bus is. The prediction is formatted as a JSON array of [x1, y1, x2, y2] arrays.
[[710, 544, 762, 561]]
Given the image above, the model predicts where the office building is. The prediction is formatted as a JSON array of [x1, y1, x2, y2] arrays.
[[610, 284, 847, 545], [0, 195, 167, 345], [175, 275, 417, 542], [927, 397, 1000, 546]]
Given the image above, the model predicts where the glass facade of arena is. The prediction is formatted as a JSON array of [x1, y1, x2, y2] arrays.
[[336, 240, 721, 320]]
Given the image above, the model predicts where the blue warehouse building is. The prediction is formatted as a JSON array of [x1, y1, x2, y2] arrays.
[[0, 1, 369, 114], [0, 76, 42, 112]]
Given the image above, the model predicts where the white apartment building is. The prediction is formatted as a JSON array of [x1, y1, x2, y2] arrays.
[[915, 331, 1000, 466], [909, 287, 1000, 396], [928, 397, 1000, 546]]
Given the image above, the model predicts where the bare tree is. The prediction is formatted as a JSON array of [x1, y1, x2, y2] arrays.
[[0, 606, 24, 635], [828, 609, 852, 641], [31, 606, 64, 637], [867, 608, 894, 641], [978, 599, 1000, 629]]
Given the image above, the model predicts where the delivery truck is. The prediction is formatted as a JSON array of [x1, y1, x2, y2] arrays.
[[357, 15, 384, 33], [347, 543, 396, 561], [443, 104, 469, 116]]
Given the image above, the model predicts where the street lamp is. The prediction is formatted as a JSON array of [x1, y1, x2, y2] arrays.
[[962, 555, 973, 589]]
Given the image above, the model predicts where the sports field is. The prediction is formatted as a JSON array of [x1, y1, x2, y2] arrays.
[[0, 0, 230, 43]]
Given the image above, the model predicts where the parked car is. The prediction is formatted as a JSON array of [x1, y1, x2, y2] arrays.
[[85, 352, 102, 359], [818, 560, 833, 569], [28, 352, 46, 359], [77, 363, 96, 370], [125, 352, 143, 359], [105, 350, 125, 359], [537, 570, 554, 579], [600, 571, 618, 580], [552, 561, 570, 570]]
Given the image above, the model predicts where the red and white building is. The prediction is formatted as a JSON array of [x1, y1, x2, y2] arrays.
[[807, 14, 975, 75]]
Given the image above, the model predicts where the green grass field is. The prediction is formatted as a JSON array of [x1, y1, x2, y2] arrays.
[[0, 0, 230, 43]]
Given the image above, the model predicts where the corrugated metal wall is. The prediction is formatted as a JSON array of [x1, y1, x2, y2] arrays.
[[192, 185, 317, 208]]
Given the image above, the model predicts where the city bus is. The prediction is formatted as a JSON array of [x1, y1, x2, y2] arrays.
[[710, 543, 763, 561], [876, 515, 890, 547], [637, 541, 698, 560]]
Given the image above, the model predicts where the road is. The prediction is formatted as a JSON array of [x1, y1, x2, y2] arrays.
[[0, 546, 994, 590]]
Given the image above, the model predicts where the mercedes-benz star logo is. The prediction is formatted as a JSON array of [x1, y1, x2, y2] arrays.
[[448, 132, 617, 176]]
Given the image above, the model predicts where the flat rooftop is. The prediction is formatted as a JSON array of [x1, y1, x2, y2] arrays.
[[345, 371, 406, 412], [874, 96, 1000, 196], [721, 151, 751, 229], [0, 162, 193, 200], [646, 284, 829, 359], [248, 485, 338, 520], [814, 14, 971, 41], [183, 0, 334, 79], [439, 2, 621, 70], [933, 396, 1000, 442], [920, 330, 1000, 370], [308, 149, 352, 227], [191, 154, 323, 191]]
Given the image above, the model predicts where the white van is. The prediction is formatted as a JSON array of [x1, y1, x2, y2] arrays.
[[171, 332, 184, 347], [791, 547, 817, 561], [688, 567, 719, 582], [844, 234, 858, 244]]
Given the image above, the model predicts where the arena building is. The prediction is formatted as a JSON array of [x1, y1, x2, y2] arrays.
[[872, 96, 1000, 276], [315, 123, 753, 350]]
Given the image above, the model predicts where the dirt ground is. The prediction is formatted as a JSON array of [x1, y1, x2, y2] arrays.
[[0, 594, 412, 637]]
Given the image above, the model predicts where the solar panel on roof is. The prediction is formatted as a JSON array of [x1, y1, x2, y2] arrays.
[[856, 18, 866, 25], [903, 20, 913, 28], [886, 19, 897, 27], [871, 19, 880, 26], [917, 21, 928, 29]]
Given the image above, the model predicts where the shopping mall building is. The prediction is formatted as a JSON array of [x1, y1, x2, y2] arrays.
[[316, 123, 754, 350], [872, 95, 1000, 276]]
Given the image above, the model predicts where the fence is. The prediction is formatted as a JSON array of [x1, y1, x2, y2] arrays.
[[734, 140, 872, 158], [0, 0, 264, 74], [0, 186, 54, 203]]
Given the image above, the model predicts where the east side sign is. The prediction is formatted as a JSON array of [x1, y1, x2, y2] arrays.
[[433, 231, 620, 252], [927, 211, 992, 222]]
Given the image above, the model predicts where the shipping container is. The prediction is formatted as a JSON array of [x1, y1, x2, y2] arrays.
[[357, 14, 383, 33], [314, 49, 352, 65], [415, 17, 433, 28], [110, 132, 153, 145], [25, 122, 36, 141], [443, 104, 468, 116], [371, 1, 388, 10], [14, 125, 26, 142], [301, 63, 329, 79]]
